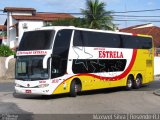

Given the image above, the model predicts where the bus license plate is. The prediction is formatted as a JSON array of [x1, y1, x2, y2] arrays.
[[25, 90, 32, 93]]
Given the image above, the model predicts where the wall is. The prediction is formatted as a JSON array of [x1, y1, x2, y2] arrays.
[[6, 10, 43, 48], [11, 12, 32, 16], [0, 57, 15, 80], [18, 20, 44, 45], [154, 57, 160, 76]]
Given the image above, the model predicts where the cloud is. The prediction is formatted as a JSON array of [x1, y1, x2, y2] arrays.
[[41, 0, 119, 12], [40, 0, 85, 12], [147, 1, 154, 5], [0, 15, 6, 24], [101, 0, 121, 4]]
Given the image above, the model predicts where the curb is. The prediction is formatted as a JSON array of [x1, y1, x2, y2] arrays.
[[0, 79, 14, 83], [154, 75, 160, 81], [153, 89, 160, 96]]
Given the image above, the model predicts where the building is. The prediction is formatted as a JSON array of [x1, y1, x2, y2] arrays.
[[120, 23, 160, 56], [0, 25, 7, 45], [3, 7, 74, 49]]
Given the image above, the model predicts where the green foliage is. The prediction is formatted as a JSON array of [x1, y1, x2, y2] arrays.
[[0, 45, 15, 57], [48, 0, 116, 30], [51, 19, 72, 26], [49, 18, 88, 28], [0, 31, 7, 37], [81, 0, 116, 30]]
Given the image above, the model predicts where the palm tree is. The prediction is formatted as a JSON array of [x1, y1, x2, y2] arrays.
[[49, 18, 87, 28], [81, 0, 115, 30]]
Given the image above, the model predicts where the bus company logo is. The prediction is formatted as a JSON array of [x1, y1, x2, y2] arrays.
[[32, 51, 48, 55], [99, 51, 124, 58], [39, 81, 46, 83], [17, 51, 32, 55], [52, 79, 59, 83], [27, 84, 30, 87], [17, 50, 48, 55]]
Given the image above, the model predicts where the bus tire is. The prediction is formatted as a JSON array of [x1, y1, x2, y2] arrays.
[[70, 80, 78, 97], [133, 75, 142, 89], [126, 75, 134, 90]]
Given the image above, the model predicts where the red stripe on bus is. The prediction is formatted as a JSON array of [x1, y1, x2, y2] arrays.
[[53, 49, 137, 92], [76, 49, 137, 81]]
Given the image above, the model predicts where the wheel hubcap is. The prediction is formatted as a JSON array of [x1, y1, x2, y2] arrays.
[[136, 78, 141, 86], [75, 85, 78, 92], [127, 79, 132, 88]]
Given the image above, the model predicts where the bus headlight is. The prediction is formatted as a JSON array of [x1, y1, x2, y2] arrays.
[[15, 84, 20, 87], [38, 84, 49, 88]]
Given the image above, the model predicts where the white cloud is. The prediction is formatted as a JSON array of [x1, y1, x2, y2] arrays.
[[41, 0, 85, 12], [102, 0, 121, 4], [40, 0, 120, 12], [0, 15, 6, 24], [147, 1, 154, 5]]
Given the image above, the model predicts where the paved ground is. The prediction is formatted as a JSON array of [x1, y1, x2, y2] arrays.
[[0, 80, 160, 120]]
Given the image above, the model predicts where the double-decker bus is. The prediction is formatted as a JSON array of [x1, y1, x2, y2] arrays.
[[6, 26, 154, 97]]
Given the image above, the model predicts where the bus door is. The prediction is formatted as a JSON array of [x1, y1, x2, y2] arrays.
[[51, 29, 73, 79]]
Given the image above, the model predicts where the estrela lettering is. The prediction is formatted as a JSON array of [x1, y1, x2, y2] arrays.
[[99, 51, 124, 58]]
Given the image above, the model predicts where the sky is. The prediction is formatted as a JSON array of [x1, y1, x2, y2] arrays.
[[0, 0, 160, 28]]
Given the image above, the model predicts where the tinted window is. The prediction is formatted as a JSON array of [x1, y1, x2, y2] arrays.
[[72, 59, 126, 74], [52, 29, 72, 59], [73, 30, 121, 48], [51, 29, 72, 78], [73, 30, 152, 49], [121, 35, 152, 49], [18, 30, 55, 51], [15, 56, 49, 80]]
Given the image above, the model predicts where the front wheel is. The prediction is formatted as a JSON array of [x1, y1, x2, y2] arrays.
[[126, 76, 133, 90], [69, 80, 78, 97]]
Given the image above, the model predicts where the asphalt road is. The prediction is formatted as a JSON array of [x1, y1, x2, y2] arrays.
[[0, 80, 160, 120]]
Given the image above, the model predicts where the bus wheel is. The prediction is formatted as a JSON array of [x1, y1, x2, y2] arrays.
[[133, 75, 142, 89], [70, 80, 79, 97], [126, 76, 133, 90]]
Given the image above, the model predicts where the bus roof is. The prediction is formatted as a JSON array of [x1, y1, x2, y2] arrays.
[[32, 26, 152, 38]]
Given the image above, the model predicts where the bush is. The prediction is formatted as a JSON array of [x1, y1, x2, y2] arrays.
[[0, 45, 15, 57]]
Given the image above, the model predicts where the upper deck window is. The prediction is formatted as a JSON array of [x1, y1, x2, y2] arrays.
[[73, 30, 121, 48], [73, 30, 152, 49], [18, 30, 55, 51]]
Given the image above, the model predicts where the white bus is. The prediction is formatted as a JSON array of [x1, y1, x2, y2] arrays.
[[6, 26, 154, 97]]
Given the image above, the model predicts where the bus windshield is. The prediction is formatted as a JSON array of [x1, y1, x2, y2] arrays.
[[15, 56, 49, 80], [18, 30, 55, 51]]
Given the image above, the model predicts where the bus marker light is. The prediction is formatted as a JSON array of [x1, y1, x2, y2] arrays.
[[38, 84, 49, 88], [15, 84, 20, 87]]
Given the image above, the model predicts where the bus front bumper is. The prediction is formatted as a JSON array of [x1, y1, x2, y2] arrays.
[[15, 87, 53, 95]]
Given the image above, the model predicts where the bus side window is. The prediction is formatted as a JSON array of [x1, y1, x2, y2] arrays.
[[51, 55, 62, 77], [51, 29, 72, 78], [73, 30, 84, 46]]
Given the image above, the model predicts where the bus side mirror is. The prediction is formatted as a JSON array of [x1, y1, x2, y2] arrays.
[[5, 55, 15, 69], [43, 54, 51, 69]]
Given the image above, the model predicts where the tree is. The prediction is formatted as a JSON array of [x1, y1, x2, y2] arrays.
[[49, 18, 88, 28], [0, 31, 7, 37], [49, 0, 116, 30], [81, 0, 115, 30]]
